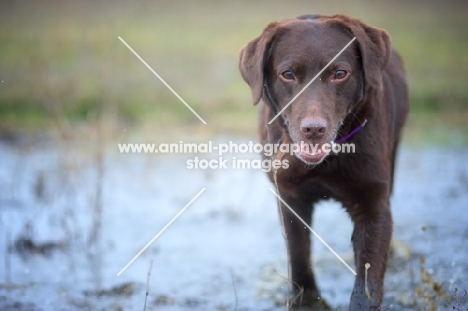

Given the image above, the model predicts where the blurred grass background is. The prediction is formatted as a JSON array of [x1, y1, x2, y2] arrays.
[[0, 0, 467, 144]]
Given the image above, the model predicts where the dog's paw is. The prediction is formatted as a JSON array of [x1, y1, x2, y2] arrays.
[[290, 293, 332, 311], [350, 292, 381, 311]]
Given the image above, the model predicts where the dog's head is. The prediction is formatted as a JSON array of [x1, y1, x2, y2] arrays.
[[239, 14, 391, 165]]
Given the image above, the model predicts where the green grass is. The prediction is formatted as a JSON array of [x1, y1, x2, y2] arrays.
[[0, 0, 467, 144]]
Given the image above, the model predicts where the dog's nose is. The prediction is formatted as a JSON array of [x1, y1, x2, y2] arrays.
[[300, 117, 327, 139]]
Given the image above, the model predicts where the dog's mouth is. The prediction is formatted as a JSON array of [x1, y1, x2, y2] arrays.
[[294, 142, 330, 165]]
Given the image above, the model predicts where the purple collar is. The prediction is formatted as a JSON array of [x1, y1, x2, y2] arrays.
[[334, 119, 368, 143]]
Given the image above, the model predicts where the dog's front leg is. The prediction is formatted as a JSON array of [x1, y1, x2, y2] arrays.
[[277, 192, 329, 309], [349, 202, 392, 311]]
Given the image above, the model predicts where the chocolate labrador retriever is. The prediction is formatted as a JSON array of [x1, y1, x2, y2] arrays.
[[239, 14, 409, 310]]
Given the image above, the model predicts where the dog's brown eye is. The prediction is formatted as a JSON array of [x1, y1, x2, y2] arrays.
[[281, 70, 295, 81], [334, 70, 347, 80]]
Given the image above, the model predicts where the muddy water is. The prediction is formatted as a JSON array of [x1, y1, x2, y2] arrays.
[[0, 139, 467, 310]]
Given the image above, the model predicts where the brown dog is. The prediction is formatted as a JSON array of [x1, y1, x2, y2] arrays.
[[239, 14, 409, 310]]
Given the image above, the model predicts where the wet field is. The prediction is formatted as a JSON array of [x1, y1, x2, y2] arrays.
[[0, 137, 467, 310]]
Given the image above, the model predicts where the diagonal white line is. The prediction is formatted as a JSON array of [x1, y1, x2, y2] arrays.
[[268, 188, 357, 275], [117, 188, 206, 276], [118, 36, 207, 125], [268, 37, 356, 124]]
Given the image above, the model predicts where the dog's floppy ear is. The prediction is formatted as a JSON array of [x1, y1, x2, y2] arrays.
[[239, 22, 279, 105], [336, 15, 391, 90]]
